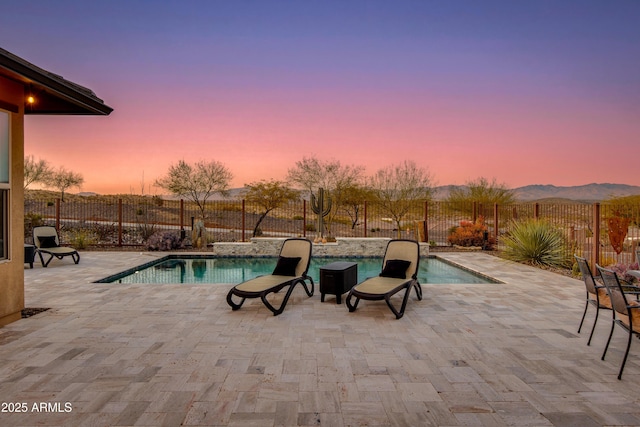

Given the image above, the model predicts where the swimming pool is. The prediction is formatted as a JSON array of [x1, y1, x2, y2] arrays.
[[95, 256, 498, 284]]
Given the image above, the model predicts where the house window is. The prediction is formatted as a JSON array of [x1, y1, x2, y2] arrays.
[[0, 189, 7, 260], [0, 109, 9, 260]]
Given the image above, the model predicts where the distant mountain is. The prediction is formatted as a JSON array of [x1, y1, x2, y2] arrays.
[[433, 183, 640, 202], [71, 183, 637, 202], [513, 183, 640, 201], [159, 188, 245, 201], [432, 185, 460, 200]]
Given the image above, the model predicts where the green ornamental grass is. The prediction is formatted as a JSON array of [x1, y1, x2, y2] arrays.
[[501, 219, 568, 268]]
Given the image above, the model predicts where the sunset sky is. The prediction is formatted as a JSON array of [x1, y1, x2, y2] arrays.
[[2, 1, 639, 194]]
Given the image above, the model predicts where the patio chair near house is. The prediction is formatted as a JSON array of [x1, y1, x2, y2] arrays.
[[33, 226, 80, 267], [597, 264, 640, 379], [226, 238, 314, 316], [575, 255, 611, 345], [346, 239, 422, 319]]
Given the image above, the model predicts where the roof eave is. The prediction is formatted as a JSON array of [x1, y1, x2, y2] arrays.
[[0, 48, 113, 116]]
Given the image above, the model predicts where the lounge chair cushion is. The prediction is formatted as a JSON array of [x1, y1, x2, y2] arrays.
[[380, 259, 411, 279], [38, 236, 58, 248], [235, 275, 297, 293], [272, 256, 301, 276], [41, 246, 78, 255], [354, 276, 408, 294]]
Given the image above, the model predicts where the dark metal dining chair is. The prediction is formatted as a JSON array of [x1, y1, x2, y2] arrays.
[[597, 264, 640, 380], [575, 255, 610, 345]]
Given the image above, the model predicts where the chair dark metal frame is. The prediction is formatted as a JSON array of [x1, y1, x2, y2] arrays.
[[575, 255, 610, 345], [33, 225, 80, 267], [346, 239, 422, 319], [226, 238, 314, 316], [597, 264, 640, 380]]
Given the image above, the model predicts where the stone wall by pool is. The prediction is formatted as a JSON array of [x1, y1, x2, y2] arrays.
[[210, 237, 429, 257]]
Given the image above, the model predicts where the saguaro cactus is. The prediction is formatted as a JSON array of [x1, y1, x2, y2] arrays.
[[311, 187, 332, 238]]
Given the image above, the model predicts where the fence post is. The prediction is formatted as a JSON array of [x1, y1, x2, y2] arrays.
[[423, 200, 429, 243], [242, 199, 246, 242], [472, 201, 477, 222], [118, 199, 123, 246], [55, 198, 61, 230], [364, 201, 368, 238], [493, 203, 499, 243], [534, 203, 540, 220], [302, 200, 306, 237], [180, 199, 184, 233], [592, 203, 600, 273]]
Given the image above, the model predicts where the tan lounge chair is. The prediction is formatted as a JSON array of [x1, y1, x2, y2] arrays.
[[226, 238, 314, 316], [346, 239, 422, 319], [33, 225, 80, 267]]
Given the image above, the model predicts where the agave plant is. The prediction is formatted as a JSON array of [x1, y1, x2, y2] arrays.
[[501, 219, 568, 268]]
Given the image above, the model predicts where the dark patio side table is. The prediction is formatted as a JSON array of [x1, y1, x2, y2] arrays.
[[24, 244, 36, 269], [319, 261, 357, 304]]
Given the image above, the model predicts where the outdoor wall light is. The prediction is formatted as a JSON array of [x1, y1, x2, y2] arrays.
[[25, 85, 37, 106]]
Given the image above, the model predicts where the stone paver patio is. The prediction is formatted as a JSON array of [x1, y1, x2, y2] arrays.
[[1, 251, 640, 426]]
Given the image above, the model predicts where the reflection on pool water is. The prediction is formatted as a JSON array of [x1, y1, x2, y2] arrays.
[[96, 256, 497, 284]]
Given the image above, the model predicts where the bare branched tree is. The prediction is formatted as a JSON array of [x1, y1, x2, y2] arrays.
[[24, 155, 53, 189], [369, 160, 435, 238], [287, 156, 364, 234], [446, 177, 515, 214], [243, 180, 299, 237], [339, 185, 376, 229], [49, 167, 84, 201], [155, 160, 233, 219]]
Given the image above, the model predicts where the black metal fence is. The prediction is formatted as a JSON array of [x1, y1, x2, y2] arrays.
[[24, 196, 640, 267]]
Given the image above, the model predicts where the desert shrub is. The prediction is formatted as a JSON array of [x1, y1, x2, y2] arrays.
[[137, 222, 157, 241], [69, 230, 95, 249], [92, 222, 118, 242], [501, 219, 569, 268], [447, 217, 494, 249], [24, 213, 44, 240], [146, 231, 184, 251], [305, 223, 316, 232], [292, 215, 304, 221]]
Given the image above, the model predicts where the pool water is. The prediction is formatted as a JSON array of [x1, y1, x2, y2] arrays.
[[96, 256, 496, 284]]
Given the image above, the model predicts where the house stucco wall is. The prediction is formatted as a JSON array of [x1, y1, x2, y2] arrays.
[[0, 75, 25, 326]]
